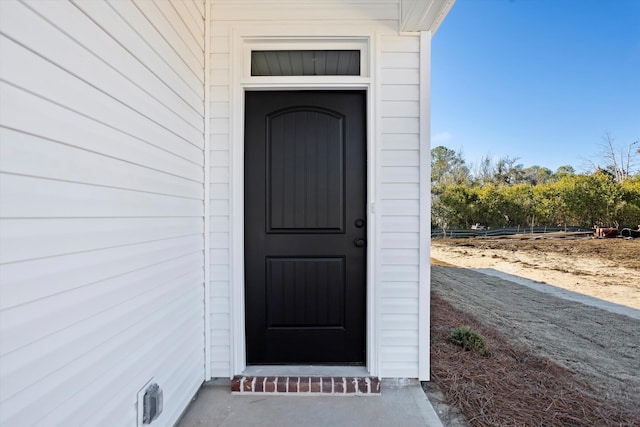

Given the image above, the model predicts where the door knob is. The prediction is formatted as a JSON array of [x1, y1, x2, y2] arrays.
[[354, 218, 365, 228], [354, 238, 366, 248]]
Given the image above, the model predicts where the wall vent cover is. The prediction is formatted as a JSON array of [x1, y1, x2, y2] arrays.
[[142, 383, 163, 424]]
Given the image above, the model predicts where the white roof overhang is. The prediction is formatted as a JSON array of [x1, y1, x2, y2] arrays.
[[400, 0, 456, 33]]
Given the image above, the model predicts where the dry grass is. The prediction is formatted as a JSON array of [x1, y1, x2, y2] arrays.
[[430, 292, 640, 427]]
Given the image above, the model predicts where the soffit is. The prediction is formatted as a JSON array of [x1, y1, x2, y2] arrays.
[[400, 0, 456, 33]]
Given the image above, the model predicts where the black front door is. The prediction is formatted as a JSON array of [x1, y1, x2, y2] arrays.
[[244, 91, 366, 364]]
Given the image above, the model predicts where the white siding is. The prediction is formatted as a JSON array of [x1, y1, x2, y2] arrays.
[[379, 36, 428, 377], [209, 21, 232, 375], [212, 0, 399, 24], [379, 34, 423, 378], [208, 1, 428, 379], [0, 1, 206, 426]]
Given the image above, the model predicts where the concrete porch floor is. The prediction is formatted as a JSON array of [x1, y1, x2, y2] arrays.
[[176, 378, 445, 427]]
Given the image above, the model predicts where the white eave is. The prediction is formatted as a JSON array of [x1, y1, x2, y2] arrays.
[[400, 0, 456, 33]]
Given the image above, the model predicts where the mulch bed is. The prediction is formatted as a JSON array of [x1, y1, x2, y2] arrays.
[[430, 292, 640, 427]]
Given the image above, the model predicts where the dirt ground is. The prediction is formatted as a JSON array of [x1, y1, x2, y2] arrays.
[[431, 237, 640, 309], [430, 237, 640, 420]]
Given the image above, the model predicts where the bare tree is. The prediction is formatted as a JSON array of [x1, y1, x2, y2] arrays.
[[474, 155, 494, 185], [598, 132, 639, 182]]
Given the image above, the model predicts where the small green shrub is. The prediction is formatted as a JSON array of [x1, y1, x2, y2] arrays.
[[450, 326, 491, 357]]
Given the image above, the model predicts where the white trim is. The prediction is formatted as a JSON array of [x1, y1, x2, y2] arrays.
[[229, 28, 378, 377], [240, 77, 371, 87], [418, 30, 432, 381], [366, 31, 383, 379], [230, 27, 247, 377], [203, 0, 212, 381]]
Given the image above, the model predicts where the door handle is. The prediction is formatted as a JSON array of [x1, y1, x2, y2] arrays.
[[354, 238, 366, 248]]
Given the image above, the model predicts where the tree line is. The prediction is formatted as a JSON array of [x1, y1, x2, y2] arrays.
[[431, 143, 640, 231]]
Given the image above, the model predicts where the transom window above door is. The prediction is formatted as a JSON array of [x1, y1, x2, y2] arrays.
[[241, 37, 370, 79], [251, 50, 361, 76]]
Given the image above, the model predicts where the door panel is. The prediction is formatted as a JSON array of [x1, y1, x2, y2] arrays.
[[267, 108, 345, 233], [266, 257, 345, 328], [245, 91, 366, 364]]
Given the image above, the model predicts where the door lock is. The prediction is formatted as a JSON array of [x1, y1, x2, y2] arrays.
[[354, 238, 366, 248]]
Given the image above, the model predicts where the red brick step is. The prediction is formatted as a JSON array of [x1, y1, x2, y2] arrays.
[[231, 376, 380, 395]]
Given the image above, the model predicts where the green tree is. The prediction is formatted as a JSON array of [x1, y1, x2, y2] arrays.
[[431, 146, 472, 230], [431, 146, 470, 187], [476, 184, 510, 226], [618, 175, 640, 228], [558, 170, 621, 227], [555, 165, 575, 177], [522, 166, 554, 185], [536, 183, 569, 227], [494, 156, 524, 185], [504, 184, 537, 228], [435, 184, 478, 229]]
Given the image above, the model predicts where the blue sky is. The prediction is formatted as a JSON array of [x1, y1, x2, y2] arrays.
[[431, 0, 640, 173]]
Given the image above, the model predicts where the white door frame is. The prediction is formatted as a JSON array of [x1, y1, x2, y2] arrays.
[[228, 27, 381, 377]]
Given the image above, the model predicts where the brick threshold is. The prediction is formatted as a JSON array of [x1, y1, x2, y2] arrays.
[[231, 376, 381, 395]]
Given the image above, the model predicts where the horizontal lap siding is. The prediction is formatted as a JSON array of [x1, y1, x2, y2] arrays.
[[379, 34, 422, 378], [209, 15, 232, 377], [212, 1, 398, 23], [0, 1, 205, 426]]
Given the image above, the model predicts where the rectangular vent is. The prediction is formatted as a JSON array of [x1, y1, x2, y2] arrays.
[[142, 383, 163, 424], [137, 380, 163, 426]]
